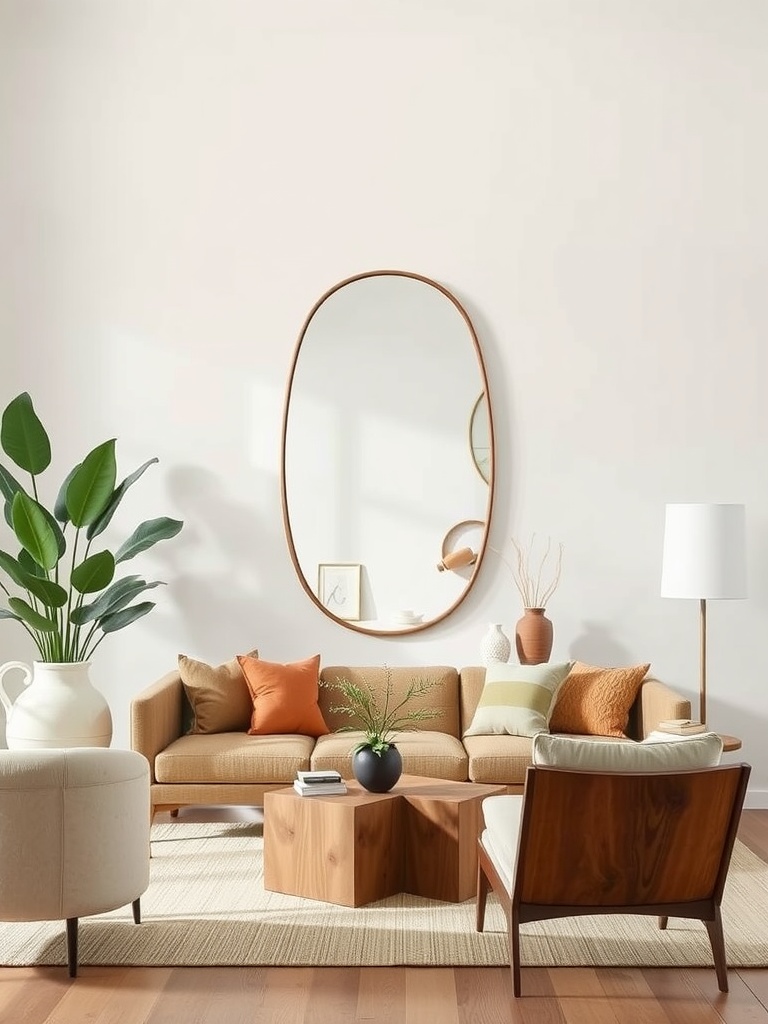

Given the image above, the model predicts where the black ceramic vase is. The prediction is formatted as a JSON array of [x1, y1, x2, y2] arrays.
[[352, 744, 403, 793]]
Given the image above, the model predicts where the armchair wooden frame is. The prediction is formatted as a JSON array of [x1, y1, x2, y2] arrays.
[[476, 762, 751, 997]]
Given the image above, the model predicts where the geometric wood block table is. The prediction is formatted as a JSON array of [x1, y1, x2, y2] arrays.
[[263, 775, 506, 907]]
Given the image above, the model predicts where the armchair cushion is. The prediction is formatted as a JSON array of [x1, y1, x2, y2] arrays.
[[532, 731, 723, 770], [179, 651, 257, 735]]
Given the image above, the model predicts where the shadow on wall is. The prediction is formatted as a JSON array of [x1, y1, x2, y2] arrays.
[[164, 464, 298, 656], [568, 622, 634, 667]]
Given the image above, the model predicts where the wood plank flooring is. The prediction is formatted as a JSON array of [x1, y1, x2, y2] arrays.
[[1, 810, 766, 1023]]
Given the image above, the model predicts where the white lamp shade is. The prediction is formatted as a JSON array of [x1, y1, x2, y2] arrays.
[[661, 503, 747, 599]]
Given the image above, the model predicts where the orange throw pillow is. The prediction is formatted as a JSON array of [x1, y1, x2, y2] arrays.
[[238, 654, 330, 737], [549, 661, 650, 738]]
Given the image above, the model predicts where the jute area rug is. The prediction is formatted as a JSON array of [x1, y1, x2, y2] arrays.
[[2, 822, 767, 969]]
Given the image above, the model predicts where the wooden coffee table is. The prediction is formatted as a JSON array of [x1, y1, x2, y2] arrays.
[[263, 775, 506, 907]]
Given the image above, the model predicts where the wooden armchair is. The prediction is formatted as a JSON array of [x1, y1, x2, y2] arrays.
[[476, 761, 751, 996]]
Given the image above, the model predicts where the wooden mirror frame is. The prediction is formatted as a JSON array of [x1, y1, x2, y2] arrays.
[[280, 269, 496, 636]]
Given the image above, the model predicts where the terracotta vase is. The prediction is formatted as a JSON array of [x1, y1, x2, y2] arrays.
[[515, 608, 553, 666]]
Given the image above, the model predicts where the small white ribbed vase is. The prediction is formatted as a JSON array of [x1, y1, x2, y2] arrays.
[[480, 623, 511, 666]]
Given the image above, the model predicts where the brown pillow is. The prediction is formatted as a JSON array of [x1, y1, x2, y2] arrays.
[[548, 661, 650, 738], [238, 654, 329, 737], [179, 650, 258, 734]]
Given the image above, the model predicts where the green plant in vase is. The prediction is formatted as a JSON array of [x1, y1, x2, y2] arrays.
[[321, 667, 442, 792], [0, 391, 184, 747]]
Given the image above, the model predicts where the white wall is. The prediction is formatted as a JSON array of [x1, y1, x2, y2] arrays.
[[1, 0, 766, 803]]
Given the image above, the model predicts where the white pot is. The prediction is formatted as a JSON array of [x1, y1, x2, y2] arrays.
[[0, 661, 112, 749]]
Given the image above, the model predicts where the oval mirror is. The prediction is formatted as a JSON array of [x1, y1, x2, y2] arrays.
[[281, 270, 495, 635]]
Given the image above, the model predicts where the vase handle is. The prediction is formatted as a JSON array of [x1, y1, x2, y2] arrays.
[[0, 661, 32, 715]]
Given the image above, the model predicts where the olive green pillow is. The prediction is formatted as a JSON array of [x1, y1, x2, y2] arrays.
[[463, 662, 573, 737]]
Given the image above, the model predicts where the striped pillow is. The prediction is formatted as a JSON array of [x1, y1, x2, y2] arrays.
[[464, 662, 573, 737]]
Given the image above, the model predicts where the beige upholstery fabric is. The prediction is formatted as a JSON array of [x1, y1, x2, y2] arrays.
[[532, 731, 723, 770], [0, 748, 150, 922], [463, 734, 534, 785], [131, 666, 693, 812], [480, 793, 524, 892], [311, 729, 469, 782], [319, 666, 460, 738], [154, 732, 315, 784]]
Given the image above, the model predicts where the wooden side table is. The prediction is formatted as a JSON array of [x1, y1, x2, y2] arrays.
[[718, 734, 742, 753]]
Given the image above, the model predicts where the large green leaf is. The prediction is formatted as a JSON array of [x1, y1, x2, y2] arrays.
[[0, 549, 27, 587], [115, 517, 183, 563], [66, 440, 117, 528], [22, 574, 68, 608], [17, 548, 45, 578], [0, 464, 25, 528], [39, 504, 66, 559], [99, 600, 155, 634], [11, 492, 60, 570], [70, 575, 162, 625], [7, 596, 56, 632], [87, 457, 158, 540], [70, 550, 115, 594], [54, 464, 80, 524], [0, 393, 51, 475]]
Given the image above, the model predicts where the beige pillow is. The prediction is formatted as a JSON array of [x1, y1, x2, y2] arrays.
[[179, 650, 258, 734], [549, 661, 650, 737], [532, 732, 723, 770], [463, 662, 573, 738]]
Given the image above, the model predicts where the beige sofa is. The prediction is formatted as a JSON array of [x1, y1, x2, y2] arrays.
[[130, 664, 690, 818]]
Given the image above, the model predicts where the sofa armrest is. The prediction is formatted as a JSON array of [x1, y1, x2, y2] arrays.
[[633, 678, 691, 740], [130, 670, 185, 782]]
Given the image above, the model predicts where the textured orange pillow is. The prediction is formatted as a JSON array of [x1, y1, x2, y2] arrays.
[[238, 654, 329, 737], [549, 661, 650, 738]]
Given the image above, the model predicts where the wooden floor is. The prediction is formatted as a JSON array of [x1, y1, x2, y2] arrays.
[[1, 809, 767, 1023]]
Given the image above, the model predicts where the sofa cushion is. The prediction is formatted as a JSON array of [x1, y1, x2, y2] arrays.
[[532, 731, 723, 770], [549, 661, 650, 738], [310, 730, 468, 782], [463, 734, 534, 785], [463, 662, 572, 738], [178, 651, 257, 735], [238, 654, 330, 738], [155, 732, 315, 784], [319, 666, 461, 738]]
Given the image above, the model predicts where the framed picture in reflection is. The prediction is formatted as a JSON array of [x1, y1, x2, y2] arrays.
[[317, 563, 362, 620]]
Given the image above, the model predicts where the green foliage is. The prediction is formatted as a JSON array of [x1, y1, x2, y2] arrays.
[[320, 667, 443, 756], [0, 392, 184, 662]]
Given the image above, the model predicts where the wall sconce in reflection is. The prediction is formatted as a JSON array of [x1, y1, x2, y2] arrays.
[[437, 546, 477, 572]]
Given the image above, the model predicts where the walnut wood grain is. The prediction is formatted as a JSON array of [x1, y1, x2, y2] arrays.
[[264, 776, 504, 906], [476, 762, 751, 997]]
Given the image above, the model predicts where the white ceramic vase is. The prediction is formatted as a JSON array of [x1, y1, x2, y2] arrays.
[[480, 623, 511, 666], [0, 661, 112, 749]]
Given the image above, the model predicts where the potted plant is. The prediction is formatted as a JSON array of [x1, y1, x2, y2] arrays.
[[320, 668, 442, 792], [0, 392, 183, 748]]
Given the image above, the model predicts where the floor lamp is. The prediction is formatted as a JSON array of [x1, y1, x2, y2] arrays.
[[660, 503, 747, 725]]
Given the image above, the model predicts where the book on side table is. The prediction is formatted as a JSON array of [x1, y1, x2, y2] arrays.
[[294, 769, 347, 796], [656, 719, 706, 735]]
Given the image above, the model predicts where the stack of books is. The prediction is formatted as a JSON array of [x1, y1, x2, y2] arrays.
[[293, 770, 347, 796], [657, 719, 706, 735]]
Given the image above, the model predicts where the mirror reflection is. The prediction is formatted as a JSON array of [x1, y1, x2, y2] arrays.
[[281, 271, 494, 635], [469, 393, 491, 484]]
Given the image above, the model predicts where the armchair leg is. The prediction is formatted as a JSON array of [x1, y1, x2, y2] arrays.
[[475, 859, 489, 931], [510, 907, 521, 997], [704, 907, 729, 992], [658, 916, 669, 930], [132, 898, 141, 925], [66, 917, 78, 978]]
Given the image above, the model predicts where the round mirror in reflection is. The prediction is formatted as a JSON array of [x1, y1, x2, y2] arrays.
[[469, 393, 491, 484], [281, 270, 495, 635]]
